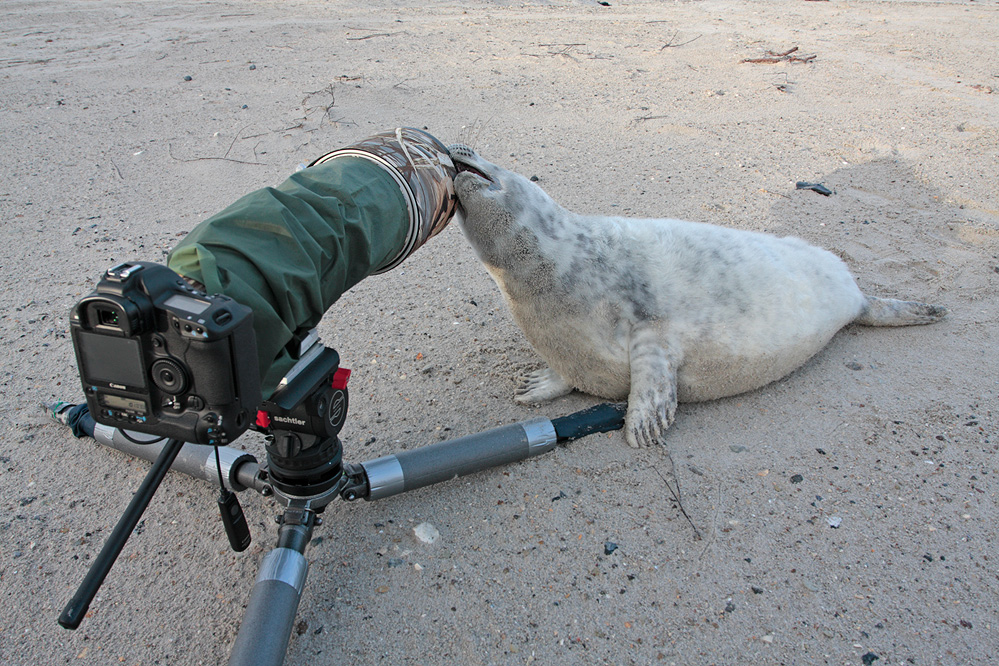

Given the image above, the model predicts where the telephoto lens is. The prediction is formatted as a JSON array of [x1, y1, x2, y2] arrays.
[[309, 127, 459, 273]]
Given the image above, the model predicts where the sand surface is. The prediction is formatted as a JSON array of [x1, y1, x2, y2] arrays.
[[2, 1, 997, 664]]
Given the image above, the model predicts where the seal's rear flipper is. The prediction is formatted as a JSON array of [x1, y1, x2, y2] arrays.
[[854, 296, 948, 327], [515, 366, 574, 404]]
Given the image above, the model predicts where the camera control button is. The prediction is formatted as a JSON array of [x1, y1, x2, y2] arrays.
[[213, 310, 233, 325]]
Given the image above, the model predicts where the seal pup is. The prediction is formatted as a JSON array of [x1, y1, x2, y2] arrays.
[[447, 144, 946, 448]]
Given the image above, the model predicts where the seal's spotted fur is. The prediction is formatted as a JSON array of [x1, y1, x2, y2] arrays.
[[449, 144, 946, 448]]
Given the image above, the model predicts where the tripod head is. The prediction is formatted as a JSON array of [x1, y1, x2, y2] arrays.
[[255, 334, 352, 508]]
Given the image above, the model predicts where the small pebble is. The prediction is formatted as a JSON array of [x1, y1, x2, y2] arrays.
[[249, 64, 256, 70], [413, 522, 440, 544], [790, 474, 804, 484], [604, 541, 619, 555], [862, 653, 880, 665], [183, 75, 192, 81], [729, 445, 747, 453], [827, 516, 842, 528]]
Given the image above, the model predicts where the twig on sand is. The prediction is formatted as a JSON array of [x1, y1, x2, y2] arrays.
[[629, 114, 670, 126], [660, 31, 701, 50], [741, 46, 816, 64], [221, 124, 253, 160], [301, 84, 343, 125], [346, 32, 402, 41], [540, 43, 586, 60], [168, 145, 265, 165], [654, 454, 703, 540], [168, 126, 265, 165]]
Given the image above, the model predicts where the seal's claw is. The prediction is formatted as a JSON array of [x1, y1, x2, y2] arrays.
[[514, 366, 574, 404], [624, 403, 673, 448]]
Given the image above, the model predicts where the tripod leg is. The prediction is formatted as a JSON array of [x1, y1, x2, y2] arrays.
[[59, 438, 185, 629], [227, 508, 314, 666]]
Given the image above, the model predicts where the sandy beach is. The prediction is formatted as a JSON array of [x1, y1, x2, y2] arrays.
[[1, 1, 997, 664]]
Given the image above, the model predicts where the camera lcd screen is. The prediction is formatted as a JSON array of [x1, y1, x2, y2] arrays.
[[77, 331, 146, 388], [164, 294, 210, 315], [99, 393, 148, 413]]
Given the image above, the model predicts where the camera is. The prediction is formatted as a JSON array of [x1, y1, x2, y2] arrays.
[[71, 262, 262, 446]]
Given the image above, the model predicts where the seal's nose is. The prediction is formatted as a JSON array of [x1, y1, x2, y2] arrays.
[[448, 144, 490, 182], [446, 143, 475, 159]]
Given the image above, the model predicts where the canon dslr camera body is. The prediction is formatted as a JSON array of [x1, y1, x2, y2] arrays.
[[71, 262, 261, 446]]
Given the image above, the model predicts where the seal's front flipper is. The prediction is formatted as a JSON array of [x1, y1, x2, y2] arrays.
[[625, 327, 679, 448], [515, 366, 574, 404]]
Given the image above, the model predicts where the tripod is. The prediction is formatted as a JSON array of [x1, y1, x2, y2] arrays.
[[52, 337, 626, 666]]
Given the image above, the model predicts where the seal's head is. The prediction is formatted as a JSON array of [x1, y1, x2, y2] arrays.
[[447, 144, 564, 268], [448, 143, 526, 218]]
